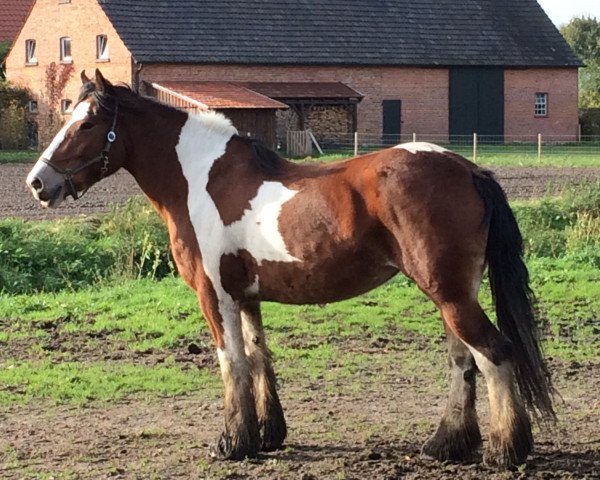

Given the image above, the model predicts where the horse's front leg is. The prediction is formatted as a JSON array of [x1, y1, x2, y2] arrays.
[[241, 301, 287, 451], [201, 296, 261, 459]]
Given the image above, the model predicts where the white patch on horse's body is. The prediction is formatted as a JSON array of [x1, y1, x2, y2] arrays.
[[26, 102, 93, 197], [175, 110, 299, 351], [394, 142, 448, 154]]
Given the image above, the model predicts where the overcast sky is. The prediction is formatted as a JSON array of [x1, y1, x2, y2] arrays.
[[537, 0, 600, 27]]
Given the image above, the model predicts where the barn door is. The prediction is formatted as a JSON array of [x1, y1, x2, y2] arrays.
[[449, 68, 504, 141], [382, 99, 402, 144]]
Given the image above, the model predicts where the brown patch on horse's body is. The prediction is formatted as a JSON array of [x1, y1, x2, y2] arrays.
[[207, 138, 267, 225]]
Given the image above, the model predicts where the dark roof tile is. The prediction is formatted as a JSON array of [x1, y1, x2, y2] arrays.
[[97, 0, 581, 67]]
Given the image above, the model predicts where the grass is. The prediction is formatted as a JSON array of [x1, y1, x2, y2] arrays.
[[303, 142, 600, 167], [0, 150, 38, 163], [0, 255, 598, 405]]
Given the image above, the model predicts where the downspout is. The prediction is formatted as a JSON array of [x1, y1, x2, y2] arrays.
[[132, 57, 144, 93]]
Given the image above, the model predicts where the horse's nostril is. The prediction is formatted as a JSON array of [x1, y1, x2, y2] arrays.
[[30, 177, 43, 192]]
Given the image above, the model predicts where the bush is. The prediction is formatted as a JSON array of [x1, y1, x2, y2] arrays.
[[0, 81, 31, 149], [0, 197, 173, 295], [0, 101, 28, 149]]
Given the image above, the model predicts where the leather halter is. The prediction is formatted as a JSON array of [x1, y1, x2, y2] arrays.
[[41, 102, 119, 200]]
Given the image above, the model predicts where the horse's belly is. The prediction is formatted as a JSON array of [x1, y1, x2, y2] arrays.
[[257, 250, 399, 304]]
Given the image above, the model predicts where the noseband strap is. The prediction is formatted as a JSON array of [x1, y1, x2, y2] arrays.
[[41, 102, 119, 200]]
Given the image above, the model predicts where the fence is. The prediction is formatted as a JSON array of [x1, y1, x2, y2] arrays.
[[284, 132, 600, 162]]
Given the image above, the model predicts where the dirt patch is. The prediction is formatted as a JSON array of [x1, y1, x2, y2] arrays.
[[3, 163, 600, 221], [0, 316, 216, 371], [0, 343, 598, 479]]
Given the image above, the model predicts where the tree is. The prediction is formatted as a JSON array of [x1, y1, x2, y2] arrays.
[[560, 16, 600, 108], [40, 61, 74, 146], [0, 40, 11, 80]]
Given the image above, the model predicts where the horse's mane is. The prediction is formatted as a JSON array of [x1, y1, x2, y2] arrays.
[[247, 138, 287, 177]]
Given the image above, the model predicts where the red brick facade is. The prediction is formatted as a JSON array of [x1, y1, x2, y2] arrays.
[[504, 68, 579, 139], [141, 64, 450, 139], [5, 0, 131, 144], [6, 0, 580, 144]]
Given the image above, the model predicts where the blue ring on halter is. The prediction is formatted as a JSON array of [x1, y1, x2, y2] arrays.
[[107, 131, 116, 143]]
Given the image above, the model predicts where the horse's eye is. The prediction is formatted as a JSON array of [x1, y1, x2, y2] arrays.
[[79, 122, 94, 131]]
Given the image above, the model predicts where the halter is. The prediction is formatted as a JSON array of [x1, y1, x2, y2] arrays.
[[41, 102, 119, 200]]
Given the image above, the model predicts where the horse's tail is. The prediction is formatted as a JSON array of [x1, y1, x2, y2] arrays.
[[472, 168, 555, 421]]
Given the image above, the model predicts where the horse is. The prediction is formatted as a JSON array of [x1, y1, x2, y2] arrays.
[[26, 70, 554, 467]]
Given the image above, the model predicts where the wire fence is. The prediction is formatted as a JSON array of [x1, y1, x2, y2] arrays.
[[284, 132, 600, 163]]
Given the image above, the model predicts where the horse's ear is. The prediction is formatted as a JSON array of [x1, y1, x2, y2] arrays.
[[94, 69, 113, 94], [81, 70, 91, 84]]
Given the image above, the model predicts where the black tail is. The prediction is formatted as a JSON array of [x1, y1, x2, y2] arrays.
[[472, 168, 555, 421]]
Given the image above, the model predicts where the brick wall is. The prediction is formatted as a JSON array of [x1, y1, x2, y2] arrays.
[[5, 0, 132, 144], [142, 65, 450, 139], [504, 68, 579, 139]]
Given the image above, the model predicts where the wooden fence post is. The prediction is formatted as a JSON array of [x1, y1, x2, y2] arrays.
[[412, 132, 417, 143], [354, 132, 358, 156], [537, 133, 542, 161], [473, 133, 478, 162]]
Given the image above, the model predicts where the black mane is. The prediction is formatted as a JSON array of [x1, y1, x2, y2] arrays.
[[247, 138, 287, 177]]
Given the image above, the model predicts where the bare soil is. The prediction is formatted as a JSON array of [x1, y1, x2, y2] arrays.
[[1, 163, 599, 478], [2, 163, 600, 220], [0, 336, 598, 479]]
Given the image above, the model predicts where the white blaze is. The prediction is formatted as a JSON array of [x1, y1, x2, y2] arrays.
[[42, 101, 92, 160]]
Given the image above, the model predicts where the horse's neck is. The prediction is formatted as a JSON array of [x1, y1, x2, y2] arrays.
[[124, 110, 239, 235]]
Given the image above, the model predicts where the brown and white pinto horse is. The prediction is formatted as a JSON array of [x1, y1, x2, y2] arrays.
[[27, 70, 554, 466]]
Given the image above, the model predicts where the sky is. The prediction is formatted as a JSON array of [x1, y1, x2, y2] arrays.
[[537, 0, 600, 27]]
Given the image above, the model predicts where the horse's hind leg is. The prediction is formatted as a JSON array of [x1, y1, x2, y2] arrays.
[[422, 321, 481, 461], [241, 302, 287, 451], [439, 300, 533, 467]]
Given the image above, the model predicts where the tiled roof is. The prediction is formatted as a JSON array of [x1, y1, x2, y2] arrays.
[[98, 0, 581, 67], [245, 82, 364, 100], [152, 82, 288, 109], [0, 0, 34, 43]]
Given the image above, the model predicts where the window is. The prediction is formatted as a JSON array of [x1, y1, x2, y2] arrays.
[[27, 101, 38, 113], [61, 99, 73, 113], [60, 37, 72, 63], [534, 92, 548, 117], [96, 34, 109, 61], [25, 39, 37, 64]]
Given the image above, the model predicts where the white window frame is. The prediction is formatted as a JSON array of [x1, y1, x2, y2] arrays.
[[60, 37, 72, 63], [61, 99, 73, 113], [534, 92, 548, 117], [27, 101, 38, 113], [96, 34, 109, 61], [25, 39, 37, 64]]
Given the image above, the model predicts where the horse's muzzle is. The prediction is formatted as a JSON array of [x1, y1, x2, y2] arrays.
[[26, 159, 67, 208]]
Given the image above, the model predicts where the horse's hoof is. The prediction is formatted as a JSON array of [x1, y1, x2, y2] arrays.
[[260, 419, 287, 452], [259, 402, 287, 452], [483, 416, 533, 468], [483, 440, 531, 468], [212, 431, 260, 460], [421, 419, 482, 462]]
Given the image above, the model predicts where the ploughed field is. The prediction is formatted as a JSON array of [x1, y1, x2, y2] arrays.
[[1, 163, 599, 220], [0, 162, 599, 479]]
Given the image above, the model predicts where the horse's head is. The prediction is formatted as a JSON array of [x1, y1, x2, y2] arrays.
[[26, 69, 126, 207]]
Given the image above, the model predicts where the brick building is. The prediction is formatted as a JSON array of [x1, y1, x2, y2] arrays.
[[6, 0, 582, 147]]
